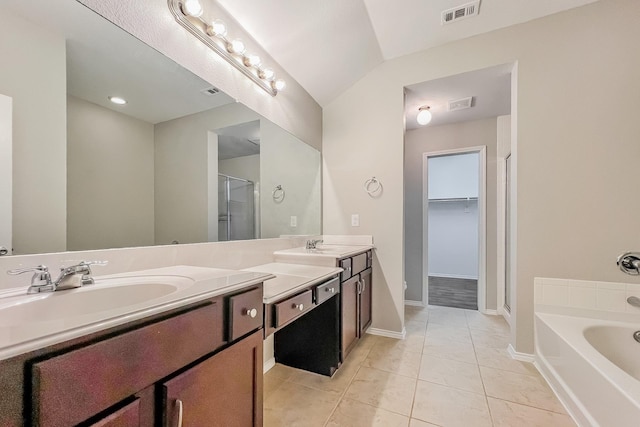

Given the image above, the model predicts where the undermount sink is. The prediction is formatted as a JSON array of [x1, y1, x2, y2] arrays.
[[0, 276, 193, 325]]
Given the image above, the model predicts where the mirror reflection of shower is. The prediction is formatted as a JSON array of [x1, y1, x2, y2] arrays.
[[216, 120, 260, 241], [218, 175, 256, 241]]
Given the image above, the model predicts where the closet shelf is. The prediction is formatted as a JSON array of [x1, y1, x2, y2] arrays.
[[428, 197, 478, 202]]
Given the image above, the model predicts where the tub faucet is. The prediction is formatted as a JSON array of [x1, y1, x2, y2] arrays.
[[8, 261, 108, 294], [617, 252, 640, 275], [306, 239, 323, 250]]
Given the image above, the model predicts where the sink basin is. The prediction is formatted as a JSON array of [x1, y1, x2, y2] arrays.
[[0, 278, 191, 325]]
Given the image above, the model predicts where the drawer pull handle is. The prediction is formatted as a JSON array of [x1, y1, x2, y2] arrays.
[[292, 303, 305, 311], [176, 399, 184, 427], [325, 287, 335, 294], [243, 308, 258, 318]]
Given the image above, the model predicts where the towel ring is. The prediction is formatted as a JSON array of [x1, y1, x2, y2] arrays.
[[272, 185, 285, 202], [364, 177, 382, 197]]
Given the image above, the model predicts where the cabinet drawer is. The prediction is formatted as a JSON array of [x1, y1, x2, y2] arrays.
[[32, 302, 223, 427], [340, 258, 352, 282], [315, 277, 340, 305], [274, 290, 313, 327], [228, 287, 263, 341], [89, 399, 140, 427], [352, 253, 367, 275]]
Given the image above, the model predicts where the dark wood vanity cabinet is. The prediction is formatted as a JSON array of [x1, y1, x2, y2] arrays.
[[162, 329, 263, 427], [0, 284, 264, 427], [339, 250, 373, 360]]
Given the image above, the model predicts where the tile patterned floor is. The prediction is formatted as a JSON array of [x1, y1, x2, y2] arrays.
[[264, 305, 576, 427]]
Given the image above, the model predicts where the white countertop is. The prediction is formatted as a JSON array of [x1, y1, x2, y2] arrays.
[[0, 265, 273, 361], [243, 263, 342, 304], [273, 244, 373, 267]]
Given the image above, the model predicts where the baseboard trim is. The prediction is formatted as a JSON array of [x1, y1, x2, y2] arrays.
[[404, 300, 425, 307], [507, 344, 535, 363], [429, 273, 479, 280], [367, 327, 406, 340], [482, 309, 499, 315], [263, 357, 276, 373]]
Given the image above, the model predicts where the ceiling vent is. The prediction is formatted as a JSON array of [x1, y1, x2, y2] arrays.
[[201, 86, 220, 96], [442, 1, 480, 25], [448, 97, 474, 111]]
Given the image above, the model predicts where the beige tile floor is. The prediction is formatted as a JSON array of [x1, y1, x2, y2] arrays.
[[264, 305, 576, 427]]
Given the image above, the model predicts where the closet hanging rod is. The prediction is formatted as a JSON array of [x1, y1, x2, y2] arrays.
[[428, 197, 478, 202]]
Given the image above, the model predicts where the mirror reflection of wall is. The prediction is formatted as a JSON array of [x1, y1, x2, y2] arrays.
[[0, 0, 321, 255]]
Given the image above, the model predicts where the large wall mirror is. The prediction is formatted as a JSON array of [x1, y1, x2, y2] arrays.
[[0, 0, 321, 255]]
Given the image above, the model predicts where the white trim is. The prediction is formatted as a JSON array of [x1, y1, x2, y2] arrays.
[[501, 305, 512, 326], [422, 146, 487, 312], [404, 300, 425, 307], [482, 309, 499, 315], [507, 344, 535, 363], [367, 327, 406, 340], [263, 357, 276, 373], [428, 273, 478, 280], [535, 355, 590, 427]]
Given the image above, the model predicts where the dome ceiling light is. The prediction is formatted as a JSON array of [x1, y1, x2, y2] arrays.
[[417, 106, 432, 126]]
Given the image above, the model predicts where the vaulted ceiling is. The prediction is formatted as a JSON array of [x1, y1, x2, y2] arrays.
[[217, 0, 599, 106]]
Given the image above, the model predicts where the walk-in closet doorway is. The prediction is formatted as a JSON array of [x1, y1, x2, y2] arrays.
[[422, 147, 486, 311]]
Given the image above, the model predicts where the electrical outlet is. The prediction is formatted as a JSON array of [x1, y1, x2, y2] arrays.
[[351, 214, 360, 227], [290, 216, 297, 227]]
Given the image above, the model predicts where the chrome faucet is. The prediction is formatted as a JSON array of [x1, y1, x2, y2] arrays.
[[306, 239, 323, 250], [8, 261, 108, 294], [618, 252, 640, 275]]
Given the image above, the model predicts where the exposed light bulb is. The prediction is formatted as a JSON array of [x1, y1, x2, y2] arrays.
[[243, 54, 261, 67], [417, 107, 432, 125], [207, 19, 227, 37], [182, 0, 203, 17], [109, 96, 127, 105], [259, 68, 275, 81], [227, 39, 246, 54], [273, 79, 286, 91]]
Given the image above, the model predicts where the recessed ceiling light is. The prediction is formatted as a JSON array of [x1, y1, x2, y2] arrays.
[[109, 96, 127, 105]]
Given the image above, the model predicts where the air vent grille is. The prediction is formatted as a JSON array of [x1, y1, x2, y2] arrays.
[[201, 87, 220, 96], [448, 97, 474, 111], [442, 1, 480, 25]]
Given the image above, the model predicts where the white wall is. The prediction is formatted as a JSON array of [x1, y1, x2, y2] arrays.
[[67, 96, 155, 250], [0, 9, 66, 254], [404, 119, 497, 304], [219, 155, 260, 186], [428, 201, 479, 279], [428, 153, 479, 199], [260, 120, 321, 238], [78, 0, 322, 151], [325, 0, 640, 352], [154, 103, 260, 245]]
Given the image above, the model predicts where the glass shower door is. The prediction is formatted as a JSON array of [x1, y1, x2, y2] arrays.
[[218, 175, 255, 241]]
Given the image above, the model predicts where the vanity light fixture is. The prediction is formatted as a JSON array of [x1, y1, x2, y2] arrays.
[[108, 96, 127, 105], [417, 106, 432, 125], [168, 0, 285, 96]]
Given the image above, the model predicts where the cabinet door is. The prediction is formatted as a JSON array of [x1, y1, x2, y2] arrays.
[[88, 399, 140, 427], [163, 330, 263, 427], [341, 275, 359, 359], [359, 268, 372, 336]]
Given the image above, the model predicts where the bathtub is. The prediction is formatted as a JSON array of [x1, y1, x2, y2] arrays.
[[535, 313, 640, 427]]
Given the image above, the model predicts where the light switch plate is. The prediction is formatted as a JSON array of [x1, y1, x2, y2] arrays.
[[351, 214, 360, 227], [290, 216, 297, 227]]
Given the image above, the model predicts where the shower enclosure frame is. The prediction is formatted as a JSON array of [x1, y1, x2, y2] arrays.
[[218, 173, 257, 241]]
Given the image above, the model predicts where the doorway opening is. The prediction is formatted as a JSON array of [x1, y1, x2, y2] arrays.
[[423, 148, 486, 310], [402, 62, 515, 315]]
